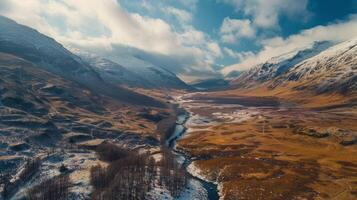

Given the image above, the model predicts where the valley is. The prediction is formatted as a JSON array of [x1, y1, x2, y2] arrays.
[[0, 12, 356, 200], [175, 92, 357, 200]]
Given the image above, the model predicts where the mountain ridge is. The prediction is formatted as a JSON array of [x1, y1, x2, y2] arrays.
[[0, 15, 164, 107], [230, 41, 333, 88]]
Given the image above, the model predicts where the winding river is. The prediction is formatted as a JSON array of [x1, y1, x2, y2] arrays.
[[167, 112, 220, 200]]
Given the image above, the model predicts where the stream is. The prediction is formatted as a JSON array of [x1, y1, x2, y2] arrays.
[[166, 112, 220, 200]]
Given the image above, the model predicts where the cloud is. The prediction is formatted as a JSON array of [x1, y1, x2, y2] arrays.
[[176, 0, 198, 11], [220, 17, 256, 43], [223, 47, 254, 60], [222, 15, 357, 74], [208, 42, 223, 58], [0, 0, 222, 81], [163, 6, 192, 24], [222, 0, 310, 29]]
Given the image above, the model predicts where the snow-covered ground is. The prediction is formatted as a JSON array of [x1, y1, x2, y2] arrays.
[[187, 162, 223, 200], [147, 178, 207, 200], [10, 151, 100, 200], [212, 109, 259, 123]]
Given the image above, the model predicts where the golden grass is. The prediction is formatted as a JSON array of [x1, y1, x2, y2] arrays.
[[177, 96, 357, 200]]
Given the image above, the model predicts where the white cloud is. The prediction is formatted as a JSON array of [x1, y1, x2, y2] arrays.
[[163, 6, 192, 23], [222, 15, 357, 74], [176, 0, 198, 11], [208, 42, 223, 58], [0, 0, 222, 81], [223, 47, 254, 60], [222, 0, 310, 29], [220, 17, 255, 43]]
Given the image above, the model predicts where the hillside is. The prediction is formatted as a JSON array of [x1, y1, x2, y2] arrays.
[[74, 49, 190, 90], [270, 38, 357, 95], [0, 16, 163, 107], [231, 41, 332, 88], [224, 39, 357, 107]]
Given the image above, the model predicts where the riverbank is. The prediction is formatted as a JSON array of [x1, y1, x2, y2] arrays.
[[166, 107, 220, 200]]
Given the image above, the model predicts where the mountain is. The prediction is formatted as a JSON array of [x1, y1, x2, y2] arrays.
[[223, 38, 357, 107], [0, 52, 165, 147], [0, 15, 163, 107], [73, 50, 190, 89], [231, 41, 332, 88], [72, 50, 151, 88], [107, 53, 191, 89], [191, 78, 229, 91], [224, 70, 242, 80], [270, 38, 357, 95]]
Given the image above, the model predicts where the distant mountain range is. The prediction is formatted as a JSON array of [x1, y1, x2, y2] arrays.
[[0, 16, 190, 103], [228, 38, 357, 101], [230, 41, 332, 88], [190, 78, 230, 90], [1, 14, 356, 106], [73, 49, 190, 90], [270, 38, 357, 95], [0, 16, 169, 107]]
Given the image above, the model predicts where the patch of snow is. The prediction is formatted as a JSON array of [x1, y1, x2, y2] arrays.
[[178, 179, 207, 200], [147, 179, 207, 200], [187, 162, 213, 184], [10, 151, 98, 200], [212, 109, 259, 123]]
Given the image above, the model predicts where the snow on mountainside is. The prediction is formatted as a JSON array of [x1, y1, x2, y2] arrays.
[[0, 16, 95, 80], [231, 41, 332, 88], [73, 49, 190, 89], [270, 37, 357, 94], [0, 15, 164, 107], [104, 53, 190, 89], [72, 50, 152, 88]]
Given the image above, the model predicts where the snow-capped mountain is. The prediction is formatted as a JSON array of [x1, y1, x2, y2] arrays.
[[73, 49, 190, 89], [0, 15, 163, 107], [270, 38, 357, 95], [106, 53, 189, 89], [0, 16, 96, 83], [72, 50, 152, 88], [231, 41, 332, 88]]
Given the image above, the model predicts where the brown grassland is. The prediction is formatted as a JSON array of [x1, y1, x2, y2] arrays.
[[177, 90, 357, 200]]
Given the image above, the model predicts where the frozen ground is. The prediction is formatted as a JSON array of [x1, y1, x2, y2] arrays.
[[10, 151, 100, 200], [147, 178, 207, 200]]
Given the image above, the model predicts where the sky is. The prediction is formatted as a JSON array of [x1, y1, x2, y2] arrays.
[[0, 0, 356, 82]]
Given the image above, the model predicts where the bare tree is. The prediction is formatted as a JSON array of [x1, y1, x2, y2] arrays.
[[26, 175, 70, 200]]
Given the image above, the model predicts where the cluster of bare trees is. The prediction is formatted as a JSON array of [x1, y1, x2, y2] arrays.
[[91, 143, 155, 200], [90, 143, 188, 200], [159, 148, 188, 198], [26, 175, 70, 200], [1, 158, 41, 199]]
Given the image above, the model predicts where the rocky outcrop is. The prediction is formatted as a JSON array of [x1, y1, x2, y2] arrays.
[[294, 127, 329, 138], [340, 135, 357, 146]]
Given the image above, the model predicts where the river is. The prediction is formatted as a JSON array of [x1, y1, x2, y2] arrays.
[[166, 112, 220, 200]]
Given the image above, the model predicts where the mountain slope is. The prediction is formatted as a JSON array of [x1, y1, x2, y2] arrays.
[[0, 15, 163, 107], [270, 38, 357, 95], [218, 38, 357, 108], [72, 50, 152, 88], [0, 52, 165, 146], [231, 41, 332, 88], [73, 49, 190, 90]]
